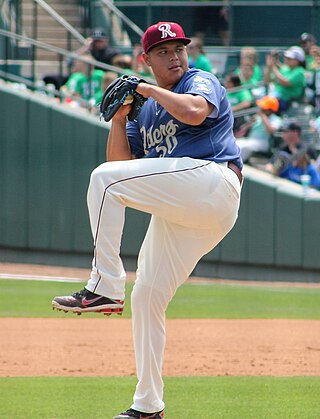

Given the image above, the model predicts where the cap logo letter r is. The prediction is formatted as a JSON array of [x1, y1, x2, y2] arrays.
[[158, 23, 176, 39]]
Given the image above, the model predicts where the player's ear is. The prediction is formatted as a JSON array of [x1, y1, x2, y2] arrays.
[[142, 52, 152, 67]]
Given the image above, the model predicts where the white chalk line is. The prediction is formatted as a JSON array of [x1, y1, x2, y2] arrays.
[[0, 273, 84, 282]]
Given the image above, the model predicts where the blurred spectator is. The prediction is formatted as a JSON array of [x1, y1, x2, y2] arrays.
[[132, 45, 154, 79], [43, 72, 68, 91], [265, 121, 303, 175], [299, 33, 318, 104], [236, 58, 255, 86], [75, 28, 121, 70], [225, 73, 253, 136], [235, 57, 266, 99], [225, 73, 253, 111], [112, 54, 134, 75], [299, 32, 317, 71], [279, 146, 320, 189], [310, 114, 320, 135], [306, 45, 320, 112], [192, 1, 229, 46], [42, 28, 120, 90], [316, 151, 320, 172], [264, 46, 306, 112], [235, 47, 265, 98], [93, 71, 118, 107], [60, 54, 105, 103], [236, 46, 264, 83], [217, 2, 230, 47], [187, 37, 212, 72], [236, 95, 282, 163]]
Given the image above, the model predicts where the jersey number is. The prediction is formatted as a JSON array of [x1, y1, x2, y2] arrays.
[[155, 136, 178, 157]]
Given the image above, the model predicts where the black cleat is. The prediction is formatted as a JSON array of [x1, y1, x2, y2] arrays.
[[113, 408, 164, 419], [52, 288, 124, 315]]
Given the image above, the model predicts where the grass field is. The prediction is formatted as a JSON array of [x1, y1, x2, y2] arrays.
[[1, 278, 320, 319], [0, 376, 320, 419], [1, 278, 320, 419]]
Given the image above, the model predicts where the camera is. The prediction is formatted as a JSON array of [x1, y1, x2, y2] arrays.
[[270, 50, 280, 60]]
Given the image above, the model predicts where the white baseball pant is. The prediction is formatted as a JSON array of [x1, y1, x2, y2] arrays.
[[85, 156, 241, 413]]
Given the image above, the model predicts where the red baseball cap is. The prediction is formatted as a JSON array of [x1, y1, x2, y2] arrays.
[[142, 22, 191, 53]]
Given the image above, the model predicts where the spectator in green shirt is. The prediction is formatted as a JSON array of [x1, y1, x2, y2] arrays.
[[237, 59, 257, 87], [236, 46, 264, 83], [93, 71, 118, 108], [299, 33, 318, 104], [299, 32, 317, 71], [235, 47, 266, 99], [61, 54, 105, 103], [187, 37, 212, 73], [225, 73, 253, 137], [225, 73, 253, 112], [265, 46, 306, 112]]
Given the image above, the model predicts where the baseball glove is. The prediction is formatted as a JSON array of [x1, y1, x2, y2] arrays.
[[99, 75, 147, 122]]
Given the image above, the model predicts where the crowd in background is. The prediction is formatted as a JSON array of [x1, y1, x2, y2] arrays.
[[30, 27, 320, 191], [222, 32, 320, 191]]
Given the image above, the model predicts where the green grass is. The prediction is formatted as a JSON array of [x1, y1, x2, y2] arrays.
[[167, 281, 320, 319], [0, 376, 319, 419], [0, 278, 320, 319], [1, 278, 320, 418]]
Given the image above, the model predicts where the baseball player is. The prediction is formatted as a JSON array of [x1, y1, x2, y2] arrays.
[[52, 22, 243, 419]]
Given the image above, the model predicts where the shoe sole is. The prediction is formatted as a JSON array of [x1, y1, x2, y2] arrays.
[[113, 416, 148, 419], [52, 301, 124, 316]]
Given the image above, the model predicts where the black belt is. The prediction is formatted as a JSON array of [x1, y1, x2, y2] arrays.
[[227, 162, 243, 185]]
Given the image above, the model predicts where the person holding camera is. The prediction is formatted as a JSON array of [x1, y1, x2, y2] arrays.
[[264, 46, 306, 112]]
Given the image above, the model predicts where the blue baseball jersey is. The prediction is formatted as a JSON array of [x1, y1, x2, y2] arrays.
[[127, 68, 242, 168]]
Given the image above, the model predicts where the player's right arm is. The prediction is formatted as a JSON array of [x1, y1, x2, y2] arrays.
[[136, 83, 213, 126], [106, 105, 133, 161]]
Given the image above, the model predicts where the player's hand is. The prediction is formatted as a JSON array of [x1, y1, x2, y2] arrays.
[[112, 104, 132, 122], [100, 75, 147, 122]]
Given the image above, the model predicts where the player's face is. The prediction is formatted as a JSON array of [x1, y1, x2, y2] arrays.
[[144, 41, 189, 89]]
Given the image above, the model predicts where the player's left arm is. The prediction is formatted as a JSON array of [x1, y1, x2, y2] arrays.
[[136, 83, 213, 126]]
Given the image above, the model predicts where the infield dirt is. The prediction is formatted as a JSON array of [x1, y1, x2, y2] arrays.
[[1, 263, 320, 378]]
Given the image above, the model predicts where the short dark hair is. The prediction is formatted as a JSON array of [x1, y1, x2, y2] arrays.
[[226, 73, 241, 87], [300, 32, 316, 43], [282, 121, 302, 133]]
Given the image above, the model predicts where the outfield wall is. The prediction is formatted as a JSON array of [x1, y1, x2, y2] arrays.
[[1, 84, 320, 282]]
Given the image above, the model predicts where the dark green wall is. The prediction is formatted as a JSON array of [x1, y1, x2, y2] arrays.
[[113, 2, 318, 46], [232, 5, 313, 46], [0, 85, 105, 254], [1, 84, 320, 282], [196, 170, 320, 281]]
